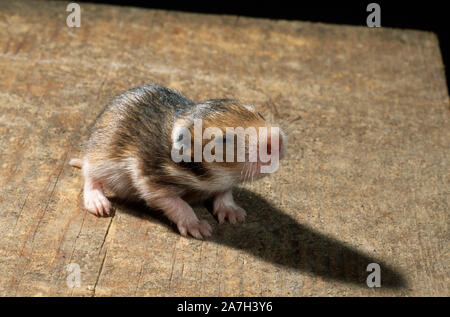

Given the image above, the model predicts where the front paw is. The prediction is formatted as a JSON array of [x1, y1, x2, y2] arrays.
[[213, 204, 246, 224], [177, 219, 212, 239]]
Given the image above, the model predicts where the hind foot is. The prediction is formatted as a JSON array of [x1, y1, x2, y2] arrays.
[[148, 196, 212, 239], [83, 178, 112, 217]]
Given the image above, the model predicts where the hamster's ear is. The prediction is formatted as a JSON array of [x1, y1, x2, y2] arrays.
[[172, 118, 193, 150]]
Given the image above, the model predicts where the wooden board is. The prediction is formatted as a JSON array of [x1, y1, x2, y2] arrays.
[[0, 0, 448, 296]]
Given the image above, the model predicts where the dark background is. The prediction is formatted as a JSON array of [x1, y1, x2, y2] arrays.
[[77, 0, 449, 89]]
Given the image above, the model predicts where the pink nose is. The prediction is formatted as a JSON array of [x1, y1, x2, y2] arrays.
[[262, 128, 285, 159]]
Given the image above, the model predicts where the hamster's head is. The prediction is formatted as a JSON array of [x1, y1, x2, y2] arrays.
[[170, 99, 286, 192]]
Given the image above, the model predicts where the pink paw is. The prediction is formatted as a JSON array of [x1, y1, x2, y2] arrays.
[[213, 205, 246, 224], [84, 190, 112, 217], [177, 219, 212, 239]]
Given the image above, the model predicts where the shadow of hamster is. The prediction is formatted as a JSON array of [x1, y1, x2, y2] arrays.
[[110, 187, 407, 289]]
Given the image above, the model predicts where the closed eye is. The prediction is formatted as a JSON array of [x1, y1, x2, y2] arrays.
[[258, 112, 265, 120], [215, 135, 229, 145], [220, 135, 234, 145]]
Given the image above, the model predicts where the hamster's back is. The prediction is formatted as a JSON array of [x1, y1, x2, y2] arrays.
[[84, 84, 195, 162]]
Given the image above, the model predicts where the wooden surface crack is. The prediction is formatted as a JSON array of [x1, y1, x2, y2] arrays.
[[92, 248, 108, 297]]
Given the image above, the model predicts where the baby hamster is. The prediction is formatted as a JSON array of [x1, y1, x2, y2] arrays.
[[70, 84, 285, 239]]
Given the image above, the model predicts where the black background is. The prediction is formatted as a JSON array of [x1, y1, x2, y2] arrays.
[[77, 0, 449, 89]]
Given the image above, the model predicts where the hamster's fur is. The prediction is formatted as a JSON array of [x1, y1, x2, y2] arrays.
[[70, 84, 285, 239]]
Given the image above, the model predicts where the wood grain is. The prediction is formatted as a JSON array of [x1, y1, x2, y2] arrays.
[[0, 0, 448, 296]]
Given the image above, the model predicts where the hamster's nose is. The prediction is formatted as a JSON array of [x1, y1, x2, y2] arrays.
[[264, 127, 285, 159]]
